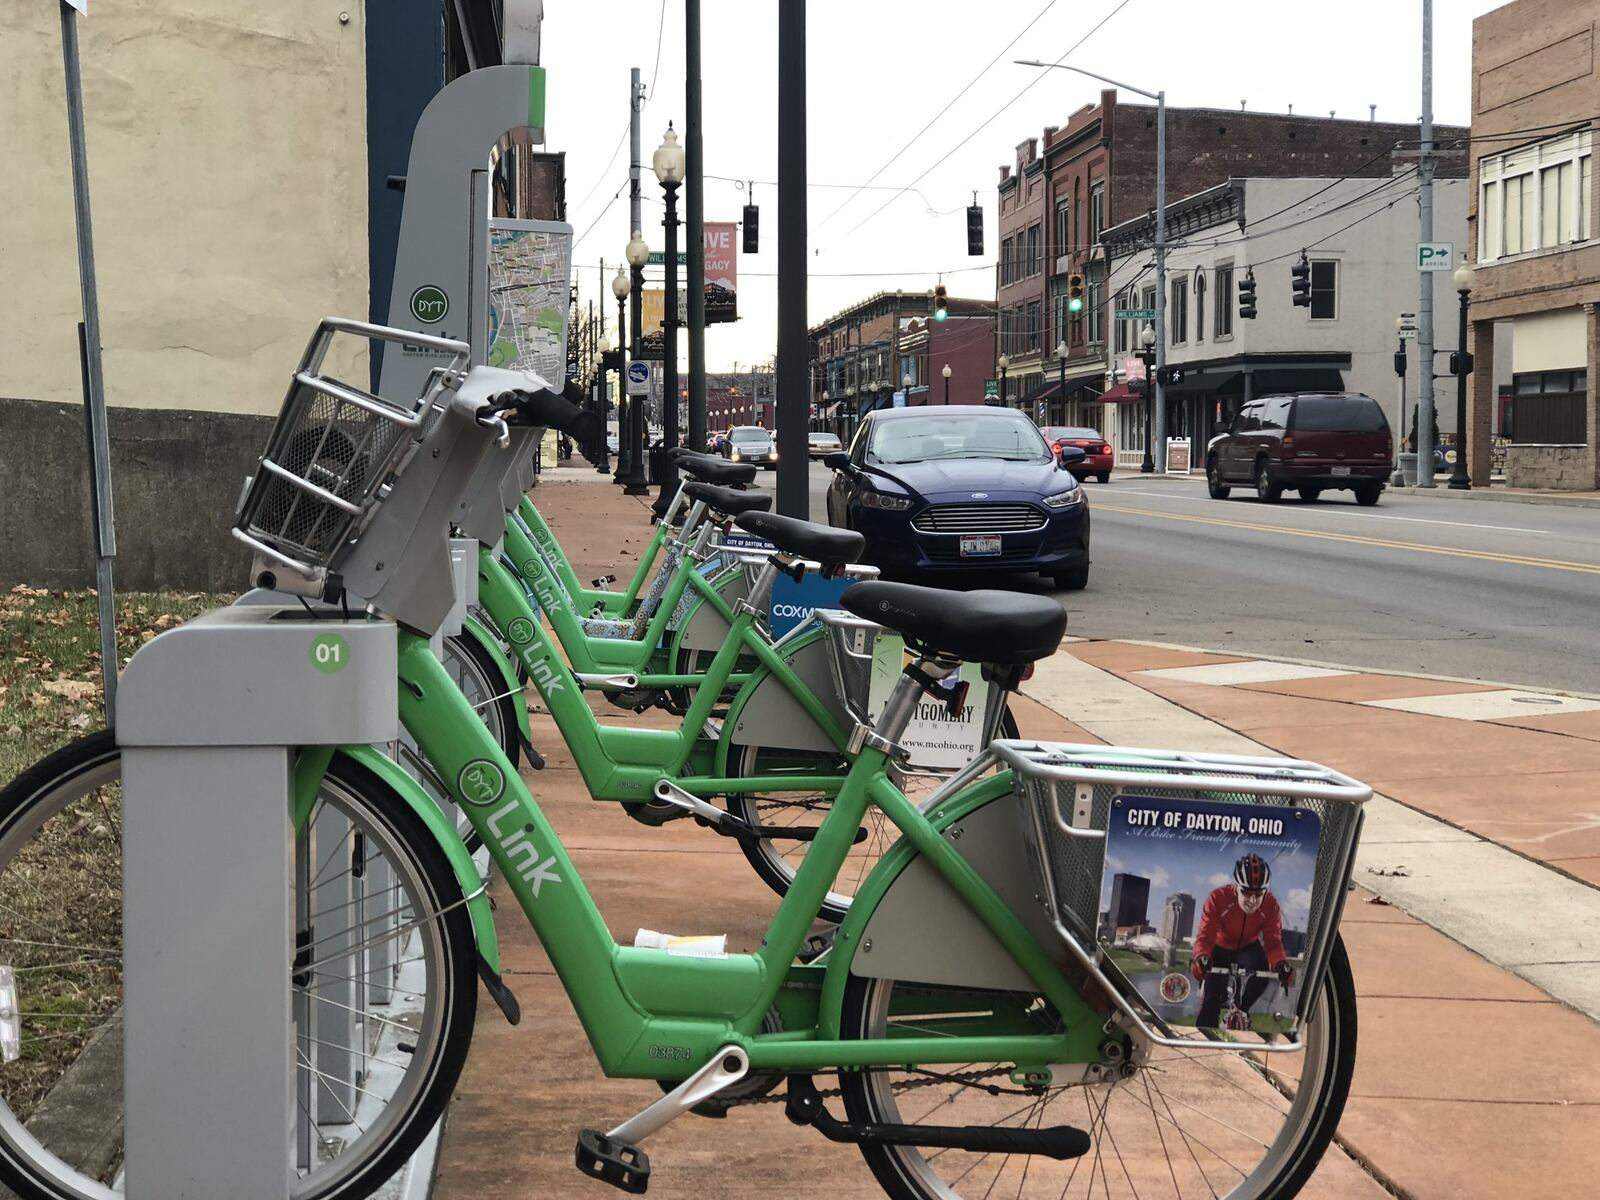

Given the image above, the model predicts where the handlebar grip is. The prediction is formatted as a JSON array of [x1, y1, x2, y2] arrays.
[[497, 384, 601, 442]]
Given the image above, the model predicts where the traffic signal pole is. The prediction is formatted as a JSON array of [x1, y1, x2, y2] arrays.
[[775, 0, 808, 518]]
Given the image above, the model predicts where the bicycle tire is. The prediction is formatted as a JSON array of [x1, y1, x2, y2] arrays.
[[837, 934, 1357, 1200], [441, 629, 523, 769], [0, 731, 479, 1200]]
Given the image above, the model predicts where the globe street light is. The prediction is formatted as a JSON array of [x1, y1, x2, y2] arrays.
[[622, 231, 652, 495], [1139, 323, 1157, 473], [902, 372, 913, 407], [653, 124, 686, 501], [594, 337, 613, 473], [942, 362, 952, 404], [611, 268, 632, 483], [1448, 262, 1475, 490], [1393, 314, 1411, 486], [998, 353, 1009, 406], [1054, 338, 1069, 426]]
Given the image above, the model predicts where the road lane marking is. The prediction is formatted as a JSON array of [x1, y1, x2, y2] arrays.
[[1093, 502, 1600, 575], [1109, 489, 1550, 533]]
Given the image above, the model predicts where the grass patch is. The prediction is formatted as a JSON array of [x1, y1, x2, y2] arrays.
[[0, 586, 227, 789]]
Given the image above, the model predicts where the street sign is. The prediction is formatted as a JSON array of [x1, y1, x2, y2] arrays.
[[626, 359, 650, 396], [983, 378, 1000, 401], [1417, 242, 1455, 272], [645, 251, 688, 266], [1115, 308, 1156, 320], [1398, 327, 1418, 340]]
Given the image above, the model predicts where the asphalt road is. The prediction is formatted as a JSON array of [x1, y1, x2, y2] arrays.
[[804, 462, 1600, 693]]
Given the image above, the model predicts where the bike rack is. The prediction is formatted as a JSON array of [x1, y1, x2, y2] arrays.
[[116, 606, 399, 1198]]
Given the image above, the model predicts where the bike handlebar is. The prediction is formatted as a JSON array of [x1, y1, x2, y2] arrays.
[[492, 380, 601, 442]]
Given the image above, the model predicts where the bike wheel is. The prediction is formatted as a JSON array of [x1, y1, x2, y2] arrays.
[[837, 935, 1357, 1200], [0, 730, 478, 1200], [440, 630, 522, 769], [726, 708, 1020, 924]]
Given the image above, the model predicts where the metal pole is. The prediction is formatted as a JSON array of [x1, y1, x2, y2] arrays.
[[775, 0, 809, 518], [1152, 89, 1168, 473], [1416, 0, 1438, 487], [625, 69, 650, 495], [1142, 354, 1155, 473], [1449, 288, 1472, 489], [1394, 330, 1408, 487], [614, 295, 630, 481], [685, 0, 707, 454], [60, 4, 118, 719], [660, 178, 681, 498]]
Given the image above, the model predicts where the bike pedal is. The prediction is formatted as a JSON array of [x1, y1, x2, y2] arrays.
[[575, 1128, 651, 1194]]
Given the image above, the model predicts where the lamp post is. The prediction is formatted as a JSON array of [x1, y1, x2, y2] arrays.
[[1448, 263, 1474, 490], [998, 353, 1009, 406], [622, 230, 651, 495], [1393, 314, 1411, 487], [611, 267, 631, 483], [942, 362, 951, 405], [1054, 338, 1068, 427], [902, 372, 913, 407], [1018, 59, 1166, 468], [1139, 323, 1157, 474], [593, 340, 611, 473], [845, 383, 856, 437], [653, 125, 686, 501]]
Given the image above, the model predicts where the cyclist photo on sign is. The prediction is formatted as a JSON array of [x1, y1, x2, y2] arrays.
[[1191, 853, 1295, 1029]]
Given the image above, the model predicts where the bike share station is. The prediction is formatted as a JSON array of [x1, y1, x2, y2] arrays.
[[112, 41, 559, 1199]]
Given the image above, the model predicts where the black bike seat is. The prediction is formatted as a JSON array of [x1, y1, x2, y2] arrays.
[[682, 481, 772, 517], [840, 580, 1067, 666], [735, 512, 864, 569]]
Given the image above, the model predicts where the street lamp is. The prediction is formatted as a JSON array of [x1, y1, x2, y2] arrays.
[[653, 124, 686, 501], [593, 338, 612, 473], [998, 353, 1009, 406], [902, 372, 913, 407], [611, 267, 632, 483], [1449, 263, 1474, 490], [1054, 338, 1069, 426], [1019, 58, 1166, 468], [622, 230, 652, 496], [1139, 323, 1157, 474], [845, 383, 856, 437], [1393, 315, 1411, 486], [942, 362, 952, 404]]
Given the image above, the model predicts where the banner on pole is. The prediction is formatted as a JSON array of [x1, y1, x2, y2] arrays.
[[705, 222, 738, 324]]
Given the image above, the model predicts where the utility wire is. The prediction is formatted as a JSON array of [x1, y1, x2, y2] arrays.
[[838, 0, 1135, 242], [817, 0, 1061, 228]]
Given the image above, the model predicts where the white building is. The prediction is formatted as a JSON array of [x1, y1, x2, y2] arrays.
[[1098, 175, 1487, 469]]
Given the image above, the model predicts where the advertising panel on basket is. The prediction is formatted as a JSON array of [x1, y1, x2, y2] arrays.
[[1097, 796, 1319, 1035], [866, 635, 988, 770]]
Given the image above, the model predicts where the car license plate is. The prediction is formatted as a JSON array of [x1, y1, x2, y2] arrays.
[[1331, 466, 1351, 476], [960, 536, 1001, 557]]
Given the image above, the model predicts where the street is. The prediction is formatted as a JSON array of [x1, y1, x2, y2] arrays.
[[806, 461, 1600, 693]]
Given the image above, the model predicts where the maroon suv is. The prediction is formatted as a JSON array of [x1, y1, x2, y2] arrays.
[[1206, 392, 1393, 505]]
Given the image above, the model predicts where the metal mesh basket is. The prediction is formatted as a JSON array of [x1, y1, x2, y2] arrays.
[[233, 318, 469, 579], [994, 740, 1370, 1034]]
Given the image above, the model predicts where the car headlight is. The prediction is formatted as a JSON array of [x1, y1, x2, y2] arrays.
[[730, 450, 741, 461], [1042, 487, 1086, 509], [859, 489, 912, 511], [770, 450, 778, 461]]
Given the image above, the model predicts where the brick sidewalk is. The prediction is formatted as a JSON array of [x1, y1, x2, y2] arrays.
[[433, 479, 1598, 1198]]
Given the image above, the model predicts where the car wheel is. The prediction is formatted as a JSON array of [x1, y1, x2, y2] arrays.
[[1207, 456, 1231, 500], [1354, 485, 1382, 506], [1051, 564, 1089, 591], [1096, 472, 1111, 484], [1298, 486, 1323, 502], [1255, 457, 1283, 503]]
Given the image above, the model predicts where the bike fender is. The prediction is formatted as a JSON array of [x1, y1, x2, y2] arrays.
[[336, 743, 503, 976], [817, 774, 1017, 1037], [460, 613, 532, 744], [715, 626, 845, 773]]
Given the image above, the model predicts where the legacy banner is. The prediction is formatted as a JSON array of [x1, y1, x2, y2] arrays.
[[705, 222, 737, 324]]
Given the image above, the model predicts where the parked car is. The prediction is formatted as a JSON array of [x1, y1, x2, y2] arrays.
[[1041, 425, 1113, 483], [605, 431, 620, 455], [824, 405, 1090, 590], [808, 431, 843, 459], [1206, 392, 1393, 505], [706, 429, 730, 455], [726, 425, 777, 469]]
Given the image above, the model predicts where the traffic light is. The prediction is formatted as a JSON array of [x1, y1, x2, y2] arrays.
[[743, 204, 759, 254], [933, 283, 948, 321], [1291, 255, 1311, 307], [1448, 351, 1475, 375], [1238, 269, 1257, 320], [966, 204, 984, 256], [1067, 273, 1085, 315]]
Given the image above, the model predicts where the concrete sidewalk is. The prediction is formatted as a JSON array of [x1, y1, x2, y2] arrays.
[[1106, 463, 1600, 507], [432, 478, 1597, 1198]]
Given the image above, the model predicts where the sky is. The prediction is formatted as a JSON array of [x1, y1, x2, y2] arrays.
[[540, 0, 1505, 369]]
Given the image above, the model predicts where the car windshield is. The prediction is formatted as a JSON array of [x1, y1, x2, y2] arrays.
[[730, 428, 770, 444], [867, 413, 1051, 465], [1291, 396, 1388, 433]]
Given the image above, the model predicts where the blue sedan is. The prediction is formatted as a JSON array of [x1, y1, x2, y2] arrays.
[[824, 406, 1091, 590]]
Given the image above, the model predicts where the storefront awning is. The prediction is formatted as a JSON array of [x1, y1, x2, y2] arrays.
[[1026, 376, 1105, 403], [1099, 381, 1144, 403]]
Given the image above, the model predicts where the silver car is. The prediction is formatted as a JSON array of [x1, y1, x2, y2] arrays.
[[808, 431, 843, 458], [727, 425, 777, 470]]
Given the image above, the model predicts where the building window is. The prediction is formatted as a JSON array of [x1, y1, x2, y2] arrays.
[[1478, 129, 1593, 262], [1002, 237, 1014, 286], [1508, 369, 1588, 444], [1055, 199, 1069, 260], [1028, 300, 1042, 353], [1310, 260, 1337, 320], [1087, 277, 1104, 345], [1194, 271, 1206, 342], [1114, 287, 1131, 354], [1215, 265, 1234, 338], [1053, 294, 1068, 349], [1089, 180, 1105, 247], [1171, 277, 1188, 345], [1119, 398, 1146, 453], [1029, 224, 1042, 275]]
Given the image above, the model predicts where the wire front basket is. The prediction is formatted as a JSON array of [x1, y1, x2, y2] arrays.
[[994, 740, 1370, 1047], [233, 318, 470, 581]]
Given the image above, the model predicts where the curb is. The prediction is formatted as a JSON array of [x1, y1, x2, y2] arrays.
[[1389, 483, 1600, 509]]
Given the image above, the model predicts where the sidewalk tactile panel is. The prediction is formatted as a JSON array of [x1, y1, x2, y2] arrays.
[[1362, 689, 1600, 721], [1138, 660, 1353, 686]]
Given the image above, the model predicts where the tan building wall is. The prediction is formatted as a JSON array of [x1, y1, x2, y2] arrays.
[[3, 3, 370, 416]]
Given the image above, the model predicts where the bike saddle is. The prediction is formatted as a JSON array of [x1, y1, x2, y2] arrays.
[[735, 512, 864, 574], [682, 481, 772, 518], [676, 452, 757, 487], [839, 579, 1067, 666]]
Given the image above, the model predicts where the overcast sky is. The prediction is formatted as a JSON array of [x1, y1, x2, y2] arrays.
[[541, 0, 1504, 369]]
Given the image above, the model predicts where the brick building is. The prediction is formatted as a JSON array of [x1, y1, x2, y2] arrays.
[[1465, 0, 1600, 489], [896, 310, 998, 407], [996, 139, 1049, 404], [998, 95, 1466, 435]]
